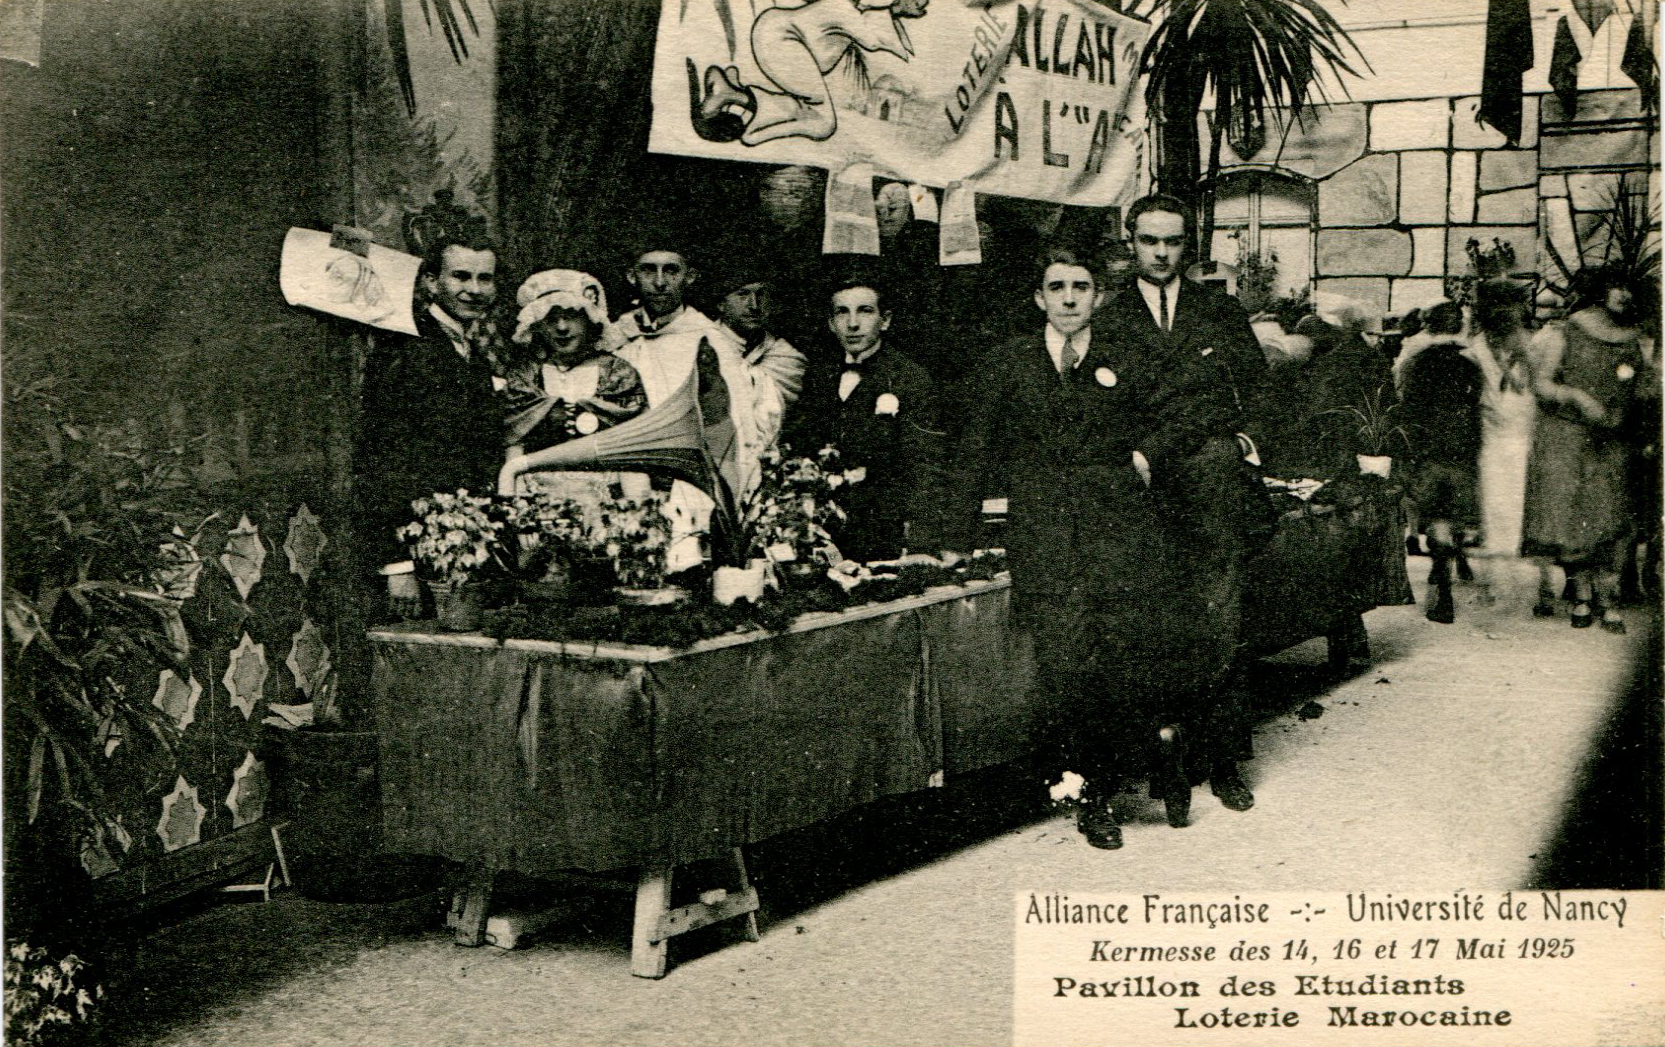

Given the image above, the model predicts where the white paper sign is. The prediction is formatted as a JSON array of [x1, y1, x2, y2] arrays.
[[279, 227, 420, 335]]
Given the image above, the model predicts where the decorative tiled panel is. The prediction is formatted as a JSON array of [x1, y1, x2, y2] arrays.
[[84, 493, 352, 883]]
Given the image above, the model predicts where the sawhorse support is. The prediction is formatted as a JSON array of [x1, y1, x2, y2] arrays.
[[216, 824, 292, 903], [631, 847, 760, 979]]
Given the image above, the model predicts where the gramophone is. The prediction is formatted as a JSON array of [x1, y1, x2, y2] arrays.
[[497, 337, 747, 563]]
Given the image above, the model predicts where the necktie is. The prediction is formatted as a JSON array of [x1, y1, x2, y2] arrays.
[[1057, 337, 1078, 376], [1158, 283, 1170, 332]]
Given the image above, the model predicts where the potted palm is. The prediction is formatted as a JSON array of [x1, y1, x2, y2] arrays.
[[1325, 386, 1408, 478], [395, 489, 504, 630], [1138, 0, 1366, 255]]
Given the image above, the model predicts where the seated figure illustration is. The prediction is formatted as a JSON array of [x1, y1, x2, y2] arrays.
[[689, 0, 929, 145]]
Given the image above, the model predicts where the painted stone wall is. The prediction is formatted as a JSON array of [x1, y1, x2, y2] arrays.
[[1215, 87, 1657, 317]]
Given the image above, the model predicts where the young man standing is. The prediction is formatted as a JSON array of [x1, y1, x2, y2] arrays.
[[788, 278, 945, 563], [945, 249, 1228, 849], [712, 265, 807, 454], [357, 226, 504, 617], [606, 242, 767, 572], [1098, 194, 1269, 816]]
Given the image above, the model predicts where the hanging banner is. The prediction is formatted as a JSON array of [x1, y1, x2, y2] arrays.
[[649, 0, 1150, 208]]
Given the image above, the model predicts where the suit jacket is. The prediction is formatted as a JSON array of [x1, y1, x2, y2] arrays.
[[787, 342, 946, 561], [1099, 278, 1267, 441], [947, 327, 1228, 604], [356, 313, 503, 567], [1099, 279, 1276, 554]]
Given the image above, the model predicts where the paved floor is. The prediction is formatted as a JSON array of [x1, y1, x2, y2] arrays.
[[99, 560, 1657, 1047]]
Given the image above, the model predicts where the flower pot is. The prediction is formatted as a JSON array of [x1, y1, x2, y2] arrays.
[[1357, 454, 1393, 478], [427, 578, 482, 632], [613, 585, 690, 607], [713, 562, 768, 606]]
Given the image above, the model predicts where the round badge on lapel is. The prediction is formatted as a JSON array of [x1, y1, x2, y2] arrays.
[[1617, 363, 1636, 381], [574, 411, 600, 435], [1095, 367, 1117, 388], [875, 393, 900, 416]]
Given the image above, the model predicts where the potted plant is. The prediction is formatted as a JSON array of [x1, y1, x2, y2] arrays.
[[497, 490, 589, 602], [395, 489, 504, 630], [1, 375, 209, 970], [729, 445, 859, 596], [1324, 386, 1408, 478], [596, 491, 682, 605]]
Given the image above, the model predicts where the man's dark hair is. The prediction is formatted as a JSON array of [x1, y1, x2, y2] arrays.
[[1033, 246, 1106, 292], [1124, 193, 1193, 238], [830, 275, 886, 313], [629, 237, 697, 271], [421, 229, 497, 279]]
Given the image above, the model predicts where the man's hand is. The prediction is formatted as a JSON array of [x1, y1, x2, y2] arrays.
[[1131, 450, 1152, 487], [386, 572, 422, 620]]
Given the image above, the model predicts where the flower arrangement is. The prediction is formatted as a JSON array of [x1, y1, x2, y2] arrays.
[[497, 490, 588, 583], [596, 490, 672, 589], [4, 944, 101, 1046], [742, 445, 862, 567], [395, 490, 505, 584]]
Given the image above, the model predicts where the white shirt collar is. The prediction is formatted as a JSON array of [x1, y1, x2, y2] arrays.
[[1044, 324, 1090, 371], [1136, 276, 1180, 330], [845, 340, 882, 367], [428, 303, 471, 359]]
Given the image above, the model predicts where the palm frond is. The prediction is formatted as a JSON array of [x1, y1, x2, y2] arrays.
[[383, 0, 484, 118]]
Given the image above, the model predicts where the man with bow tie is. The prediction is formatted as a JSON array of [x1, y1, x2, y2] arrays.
[[944, 248, 1230, 850], [786, 277, 945, 563], [357, 224, 505, 618]]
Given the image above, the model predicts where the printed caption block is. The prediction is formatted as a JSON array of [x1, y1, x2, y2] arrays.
[[1015, 891, 1664, 1046]]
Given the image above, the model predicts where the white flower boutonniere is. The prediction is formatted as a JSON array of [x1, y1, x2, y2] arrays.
[[1095, 367, 1117, 388], [1617, 363, 1636, 381], [574, 411, 600, 435], [1049, 770, 1086, 803], [875, 392, 900, 416]]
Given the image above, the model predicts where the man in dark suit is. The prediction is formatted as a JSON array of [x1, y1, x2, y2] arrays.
[[356, 226, 504, 617], [786, 278, 945, 562], [1097, 194, 1269, 817], [943, 248, 1230, 850]]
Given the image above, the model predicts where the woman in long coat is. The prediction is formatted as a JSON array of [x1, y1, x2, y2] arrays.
[[1521, 268, 1652, 632]]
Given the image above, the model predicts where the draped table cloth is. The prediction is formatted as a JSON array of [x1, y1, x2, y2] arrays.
[[368, 489, 1403, 878], [367, 493, 1400, 972], [369, 579, 1036, 877]]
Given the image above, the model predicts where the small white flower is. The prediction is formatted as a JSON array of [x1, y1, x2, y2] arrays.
[[875, 393, 900, 416], [574, 411, 600, 435], [1617, 363, 1636, 381], [1048, 770, 1086, 802], [846, 466, 867, 484], [1095, 367, 1116, 388], [1200, 346, 1215, 357]]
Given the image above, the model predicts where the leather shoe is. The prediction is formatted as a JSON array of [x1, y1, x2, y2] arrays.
[[1158, 725, 1190, 828], [1076, 799, 1123, 850], [1210, 764, 1255, 812]]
